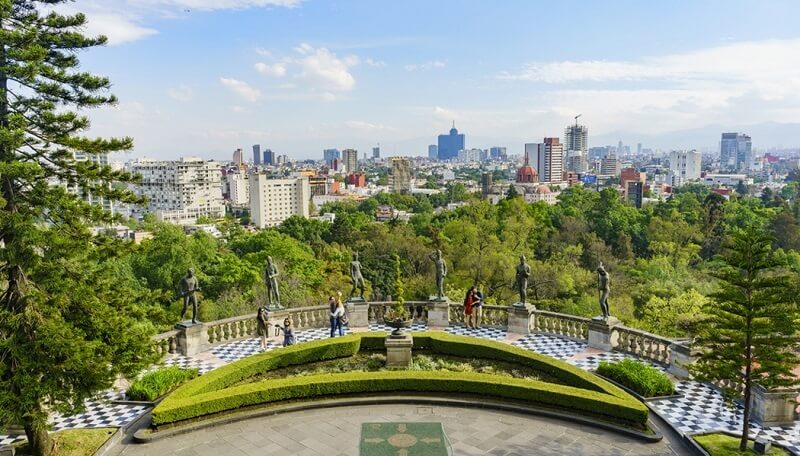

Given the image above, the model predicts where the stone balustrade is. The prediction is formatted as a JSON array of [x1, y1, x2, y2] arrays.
[[532, 310, 590, 340], [612, 325, 672, 366], [152, 330, 179, 357], [446, 303, 509, 328]]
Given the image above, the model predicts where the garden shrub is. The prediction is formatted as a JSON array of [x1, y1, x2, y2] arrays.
[[127, 366, 199, 401], [596, 359, 675, 397]]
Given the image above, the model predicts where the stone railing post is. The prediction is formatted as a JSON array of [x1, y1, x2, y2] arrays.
[[175, 322, 210, 356], [752, 384, 800, 426], [668, 340, 695, 379], [508, 303, 534, 334], [427, 300, 450, 327], [347, 299, 369, 328], [588, 316, 620, 350]]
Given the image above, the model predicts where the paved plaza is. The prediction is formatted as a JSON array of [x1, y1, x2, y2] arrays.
[[108, 404, 689, 456], [3, 323, 799, 454]]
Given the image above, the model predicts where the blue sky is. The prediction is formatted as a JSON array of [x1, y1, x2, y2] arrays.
[[68, 0, 800, 159]]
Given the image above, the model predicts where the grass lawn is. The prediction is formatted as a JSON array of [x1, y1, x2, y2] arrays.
[[15, 428, 115, 456], [694, 433, 788, 456]]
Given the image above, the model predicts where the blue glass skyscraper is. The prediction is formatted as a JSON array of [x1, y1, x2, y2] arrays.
[[437, 123, 465, 160]]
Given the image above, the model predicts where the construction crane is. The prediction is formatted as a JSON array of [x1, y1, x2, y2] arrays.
[[574, 114, 582, 126]]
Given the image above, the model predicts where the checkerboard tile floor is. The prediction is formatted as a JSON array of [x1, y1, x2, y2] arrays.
[[161, 354, 218, 374], [0, 435, 25, 447], [294, 326, 351, 343], [446, 324, 507, 341], [210, 338, 280, 363], [368, 323, 429, 333], [513, 333, 587, 360], [649, 381, 747, 435], [570, 351, 666, 372]]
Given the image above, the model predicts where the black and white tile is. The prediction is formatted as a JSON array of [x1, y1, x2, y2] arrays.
[[0, 435, 25, 447], [513, 334, 587, 360], [570, 351, 666, 372], [210, 338, 280, 363], [446, 324, 507, 341], [368, 323, 429, 333], [649, 381, 748, 435], [294, 326, 352, 343], [161, 354, 218, 375], [51, 401, 148, 431]]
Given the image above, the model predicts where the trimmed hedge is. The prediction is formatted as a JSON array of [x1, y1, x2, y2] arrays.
[[596, 359, 675, 397], [127, 366, 199, 401], [154, 332, 647, 428]]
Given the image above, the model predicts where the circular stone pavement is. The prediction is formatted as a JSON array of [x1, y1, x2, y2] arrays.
[[110, 404, 691, 456]]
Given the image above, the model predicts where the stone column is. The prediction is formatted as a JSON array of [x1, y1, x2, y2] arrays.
[[427, 300, 450, 327], [347, 299, 369, 328], [587, 317, 620, 351], [668, 341, 695, 379], [385, 333, 413, 368], [507, 303, 535, 334], [176, 323, 209, 356], [752, 384, 799, 426]]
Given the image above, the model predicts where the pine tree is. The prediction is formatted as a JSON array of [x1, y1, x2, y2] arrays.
[[0, 3, 156, 455], [692, 226, 799, 451]]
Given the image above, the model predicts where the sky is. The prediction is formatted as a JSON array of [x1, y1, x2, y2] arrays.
[[63, 0, 800, 160]]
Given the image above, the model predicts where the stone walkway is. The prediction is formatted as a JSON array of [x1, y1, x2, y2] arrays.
[[3, 323, 800, 455], [108, 404, 689, 456]]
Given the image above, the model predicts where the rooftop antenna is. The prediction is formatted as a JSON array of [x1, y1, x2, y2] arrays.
[[452, 120, 455, 129], [574, 114, 582, 127]]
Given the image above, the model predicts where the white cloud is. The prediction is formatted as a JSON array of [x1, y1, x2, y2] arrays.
[[167, 84, 194, 101], [254, 62, 287, 77], [345, 120, 393, 132], [405, 60, 446, 72], [365, 58, 387, 67], [255, 48, 273, 57], [230, 105, 250, 113], [432, 106, 459, 122], [219, 77, 261, 102], [320, 92, 337, 102], [294, 45, 358, 92]]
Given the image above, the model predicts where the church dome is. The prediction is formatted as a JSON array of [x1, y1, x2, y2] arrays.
[[535, 184, 551, 194], [516, 165, 538, 183]]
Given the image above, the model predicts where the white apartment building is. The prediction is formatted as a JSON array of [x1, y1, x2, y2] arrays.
[[669, 150, 702, 186], [72, 151, 115, 215], [701, 174, 752, 187], [524, 138, 564, 183], [128, 157, 225, 225], [226, 172, 249, 206], [249, 174, 310, 228]]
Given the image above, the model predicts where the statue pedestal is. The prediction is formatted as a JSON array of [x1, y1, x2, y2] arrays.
[[587, 316, 620, 351], [176, 322, 208, 356], [428, 295, 449, 302], [346, 299, 369, 328], [427, 300, 450, 327], [385, 333, 413, 368], [508, 303, 535, 334], [667, 341, 695, 379], [752, 384, 800, 426]]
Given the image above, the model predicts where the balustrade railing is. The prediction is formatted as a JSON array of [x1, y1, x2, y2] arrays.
[[531, 310, 590, 340], [447, 303, 509, 328], [612, 326, 672, 366], [152, 330, 179, 357], [368, 301, 429, 324]]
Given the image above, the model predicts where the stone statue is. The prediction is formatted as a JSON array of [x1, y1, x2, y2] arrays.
[[265, 256, 282, 309], [429, 249, 447, 300], [373, 287, 382, 302], [350, 252, 366, 299], [514, 255, 531, 305], [597, 263, 610, 319], [179, 268, 201, 324]]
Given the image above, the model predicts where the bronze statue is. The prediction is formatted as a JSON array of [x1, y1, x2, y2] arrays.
[[179, 268, 201, 324], [350, 252, 366, 299], [597, 263, 610, 319], [514, 255, 531, 305], [429, 249, 447, 300], [265, 256, 282, 309]]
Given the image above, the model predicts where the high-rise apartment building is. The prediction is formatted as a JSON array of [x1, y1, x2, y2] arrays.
[[524, 138, 564, 183], [564, 123, 588, 173], [669, 150, 702, 186], [457, 148, 482, 163], [372, 146, 380, 159], [720, 132, 752, 171], [437, 124, 465, 160], [233, 148, 243, 166], [226, 171, 249, 206], [388, 157, 412, 194], [263, 149, 274, 166], [249, 174, 310, 228], [323, 148, 341, 167], [342, 148, 358, 173], [489, 147, 507, 160], [128, 157, 225, 225], [600, 155, 621, 176], [428, 145, 438, 160], [252, 144, 261, 165]]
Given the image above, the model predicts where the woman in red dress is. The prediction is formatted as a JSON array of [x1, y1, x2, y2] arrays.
[[463, 286, 475, 329]]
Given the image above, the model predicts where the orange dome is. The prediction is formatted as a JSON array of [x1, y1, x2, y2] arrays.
[[516, 165, 538, 183]]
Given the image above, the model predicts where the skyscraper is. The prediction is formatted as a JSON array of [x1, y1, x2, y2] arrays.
[[564, 123, 588, 173], [262, 149, 274, 166], [252, 144, 261, 165], [233, 148, 243, 166], [489, 147, 507, 160], [389, 157, 411, 194], [428, 145, 438, 160], [372, 145, 380, 159], [524, 138, 564, 183], [323, 148, 340, 167], [437, 123, 465, 160], [670, 150, 702, 186], [342, 148, 358, 173], [720, 132, 752, 171]]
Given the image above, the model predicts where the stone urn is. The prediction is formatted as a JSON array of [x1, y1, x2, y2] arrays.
[[385, 318, 412, 336]]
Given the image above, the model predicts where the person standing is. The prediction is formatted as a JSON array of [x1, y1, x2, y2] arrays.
[[330, 296, 346, 337], [471, 286, 484, 329], [463, 286, 475, 329], [256, 306, 270, 351]]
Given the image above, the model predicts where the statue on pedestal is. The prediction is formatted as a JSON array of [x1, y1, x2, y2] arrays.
[[265, 256, 282, 309], [597, 263, 610, 319], [350, 252, 366, 299], [179, 268, 201, 324], [429, 249, 447, 300], [514, 255, 531, 305]]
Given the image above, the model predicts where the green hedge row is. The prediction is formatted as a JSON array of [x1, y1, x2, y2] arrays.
[[127, 366, 199, 401], [152, 370, 648, 427], [596, 359, 675, 397], [154, 332, 647, 427]]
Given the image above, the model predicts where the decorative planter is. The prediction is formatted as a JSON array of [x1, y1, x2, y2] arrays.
[[385, 318, 412, 336]]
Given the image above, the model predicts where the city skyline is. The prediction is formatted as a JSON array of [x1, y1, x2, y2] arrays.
[[67, 0, 800, 160]]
